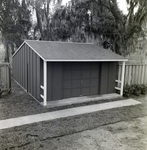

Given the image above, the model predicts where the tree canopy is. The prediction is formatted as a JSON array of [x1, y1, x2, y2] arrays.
[[0, 0, 147, 61], [0, 0, 32, 61], [50, 0, 147, 56]]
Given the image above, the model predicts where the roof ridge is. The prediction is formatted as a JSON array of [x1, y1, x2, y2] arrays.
[[25, 40, 94, 45]]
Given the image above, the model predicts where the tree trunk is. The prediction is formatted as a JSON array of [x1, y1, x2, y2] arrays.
[[4, 43, 9, 62], [36, 9, 44, 40]]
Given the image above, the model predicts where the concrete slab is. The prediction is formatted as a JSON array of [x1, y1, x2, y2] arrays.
[[43, 93, 121, 108], [0, 99, 141, 130]]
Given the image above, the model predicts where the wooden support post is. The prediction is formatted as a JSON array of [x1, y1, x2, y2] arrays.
[[43, 61, 47, 106], [120, 61, 125, 96]]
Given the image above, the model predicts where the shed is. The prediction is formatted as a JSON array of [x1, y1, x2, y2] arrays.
[[12, 40, 127, 106]]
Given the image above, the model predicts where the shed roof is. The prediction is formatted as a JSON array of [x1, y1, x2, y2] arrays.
[[14, 40, 128, 61]]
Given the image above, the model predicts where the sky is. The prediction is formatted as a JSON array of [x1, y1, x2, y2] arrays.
[[62, 0, 128, 15], [117, 0, 128, 14]]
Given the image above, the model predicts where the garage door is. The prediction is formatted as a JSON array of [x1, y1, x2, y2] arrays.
[[63, 62, 100, 98]]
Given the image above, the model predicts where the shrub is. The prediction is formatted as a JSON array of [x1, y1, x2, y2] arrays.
[[132, 84, 141, 96], [140, 84, 147, 94], [123, 84, 133, 97], [123, 84, 147, 97]]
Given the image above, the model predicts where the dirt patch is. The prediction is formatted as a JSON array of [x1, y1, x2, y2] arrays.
[[1, 116, 147, 150]]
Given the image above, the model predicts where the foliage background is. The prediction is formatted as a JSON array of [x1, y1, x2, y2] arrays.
[[0, 0, 147, 62]]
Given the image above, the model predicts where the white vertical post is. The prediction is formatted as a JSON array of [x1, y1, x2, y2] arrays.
[[120, 61, 125, 96], [43, 60, 47, 106]]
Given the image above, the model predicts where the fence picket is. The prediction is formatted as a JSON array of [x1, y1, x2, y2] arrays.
[[128, 65, 132, 85], [142, 65, 145, 84], [144, 65, 147, 84], [146, 65, 147, 84], [0, 63, 11, 94], [126, 66, 129, 85], [138, 65, 141, 84], [132, 65, 134, 84], [143, 65, 146, 84], [135, 65, 138, 84], [136, 65, 139, 84], [119, 63, 147, 86]]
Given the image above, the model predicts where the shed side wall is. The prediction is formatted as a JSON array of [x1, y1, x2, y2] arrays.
[[12, 43, 42, 102]]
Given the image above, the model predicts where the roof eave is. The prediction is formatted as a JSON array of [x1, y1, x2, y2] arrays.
[[44, 59, 128, 62], [12, 41, 26, 58]]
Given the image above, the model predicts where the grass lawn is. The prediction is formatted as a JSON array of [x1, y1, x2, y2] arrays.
[[0, 80, 147, 149]]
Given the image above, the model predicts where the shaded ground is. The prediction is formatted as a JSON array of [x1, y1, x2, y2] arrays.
[[0, 80, 147, 149], [0, 80, 71, 120]]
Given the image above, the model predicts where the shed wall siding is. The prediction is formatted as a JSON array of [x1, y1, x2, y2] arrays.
[[100, 62, 118, 94], [52, 63, 63, 100], [108, 62, 118, 93], [12, 43, 42, 102]]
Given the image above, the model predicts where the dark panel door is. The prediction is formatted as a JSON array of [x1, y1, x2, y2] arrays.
[[63, 62, 100, 99], [81, 63, 90, 96], [63, 63, 81, 98]]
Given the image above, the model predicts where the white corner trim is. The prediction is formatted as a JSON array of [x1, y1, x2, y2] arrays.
[[12, 41, 26, 58], [44, 59, 128, 62], [43, 60, 47, 106], [120, 61, 126, 96]]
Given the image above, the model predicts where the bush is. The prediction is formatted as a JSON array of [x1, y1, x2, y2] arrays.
[[123, 85, 133, 97], [132, 84, 141, 96], [140, 84, 147, 94], [123, 84, 147, 97]]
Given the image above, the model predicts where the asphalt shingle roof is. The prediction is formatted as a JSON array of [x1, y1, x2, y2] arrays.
[[24, 40, 127, 61]]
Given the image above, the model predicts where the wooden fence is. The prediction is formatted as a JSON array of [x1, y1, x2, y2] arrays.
[[118, 63, 147, 86], [0, 63, 11, 95]]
